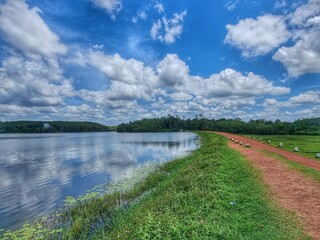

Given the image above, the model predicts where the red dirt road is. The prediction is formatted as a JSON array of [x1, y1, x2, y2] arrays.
[[215, 132, 320, 239], [217, 132, 320, 171]]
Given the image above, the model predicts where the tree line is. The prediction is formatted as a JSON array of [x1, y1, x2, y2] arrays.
[[117, 116, 320, 135], [0, 121, 110, 133]]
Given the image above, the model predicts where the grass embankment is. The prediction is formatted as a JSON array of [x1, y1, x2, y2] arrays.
[[1, 133, 309, 239], [248, 135, 320, 159]]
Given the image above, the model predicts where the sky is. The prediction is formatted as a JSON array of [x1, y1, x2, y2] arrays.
[[0, 0, 319, 125]]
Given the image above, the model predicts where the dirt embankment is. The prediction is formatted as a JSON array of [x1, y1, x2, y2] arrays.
[[217, 132, 320, 171], [216, 132, 320, 239]]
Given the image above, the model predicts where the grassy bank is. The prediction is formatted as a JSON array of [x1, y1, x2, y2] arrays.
[[2, 133, 309, 239], [247, 135, 320, 159]]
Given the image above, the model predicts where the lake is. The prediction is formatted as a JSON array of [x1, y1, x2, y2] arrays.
[[0, 132, 200, 230]]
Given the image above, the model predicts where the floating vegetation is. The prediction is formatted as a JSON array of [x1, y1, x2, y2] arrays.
[[0, 162, 161, 240]]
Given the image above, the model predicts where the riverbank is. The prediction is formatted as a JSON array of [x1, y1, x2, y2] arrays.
[[1, 132, 309, 239]]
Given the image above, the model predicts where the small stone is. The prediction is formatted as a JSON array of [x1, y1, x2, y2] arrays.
[[239, 142, 243, 145], [235, 140, 238, 143], [259, 138, 262, 141], [267, 140, 271, 144], [229, 201, 237, 205], [279, 143, 283, 147], [245, 143, 250, 148], [294, 147, 299, 152], [316, 153, 320, 158]]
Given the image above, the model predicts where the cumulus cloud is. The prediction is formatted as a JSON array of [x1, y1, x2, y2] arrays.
[[289, 91, 320, 104], [290, 0, 320, 26], [0, 65, 74, 113], [263, 91, 320, 111], [0, 0, 67, 58], [203, 68, 290, 98], [91, 0, 122, 20], [273, 0, 320, 77], [0, 55, 74, 107], [157, 54, 190, 87], [67, 50, 291, 122], [260, 91, 320, 121], [83, 50, 156, 85], [224, 14, 291, 57], [151, 10, 187, 44]]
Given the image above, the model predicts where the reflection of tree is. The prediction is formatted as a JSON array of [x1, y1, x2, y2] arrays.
[[0, 132, 199, 230]]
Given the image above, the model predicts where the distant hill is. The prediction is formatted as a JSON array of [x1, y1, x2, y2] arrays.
[[0, 121, 111, 133], [117, 116, 320, 135]]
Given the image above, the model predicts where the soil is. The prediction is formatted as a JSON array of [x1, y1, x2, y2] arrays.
[[217, 132, 320, 171], [216, 132, 320, 239]]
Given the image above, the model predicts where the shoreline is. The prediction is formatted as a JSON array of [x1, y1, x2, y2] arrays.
[[1, 132, 309, 239]]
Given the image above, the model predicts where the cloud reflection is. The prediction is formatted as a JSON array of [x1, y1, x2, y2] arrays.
[[0, 132, 199, 230]]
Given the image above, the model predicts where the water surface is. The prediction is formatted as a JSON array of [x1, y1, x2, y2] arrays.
[[0, 132, 199, 230]]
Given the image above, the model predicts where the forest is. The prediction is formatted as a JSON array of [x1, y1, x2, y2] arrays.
[[117, 116, 320, 135], [0, 121, 110, 133]]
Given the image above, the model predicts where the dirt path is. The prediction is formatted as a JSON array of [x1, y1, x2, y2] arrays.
[[217, 132, 320, 171], [215, 132, 320, 239]]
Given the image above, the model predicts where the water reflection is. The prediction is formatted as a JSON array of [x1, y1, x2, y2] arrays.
[[0, 132, 199, 230]]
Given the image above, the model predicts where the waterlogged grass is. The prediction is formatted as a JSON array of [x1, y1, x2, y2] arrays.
[[261, 150, 320, 183], [1, 133, 310, 239], [247, 135, 320, 159]]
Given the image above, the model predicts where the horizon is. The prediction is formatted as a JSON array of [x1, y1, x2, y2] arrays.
[[0, 0, 319, 125]]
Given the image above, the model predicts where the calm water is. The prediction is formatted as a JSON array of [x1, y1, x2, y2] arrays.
[[0, 132, 199, 230]]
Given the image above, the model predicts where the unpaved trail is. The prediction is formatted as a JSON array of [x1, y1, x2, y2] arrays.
[[217, 132, 320, 171], [215, 132, 320, 239]]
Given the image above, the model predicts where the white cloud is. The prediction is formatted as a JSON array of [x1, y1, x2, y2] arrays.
[[203, 68, 290, 98], [290, 0, 320, 26], [0, 0, 67, 58], [170, 92, 194, 101], [91, 0, 122, 19], [225, 1, 238, 11], [224, 14, 291, 57], [86, 50, 158, 86], [69, 51, 290, 122], [262, 91, 320, 112], [273, 0, 320, 77], [274, 0, 287, 9], [132, 10, 147, 23], [0, 55, 73, 107], [289, 91, 320, 104], [157, 54, 190, 87], [155, 3, 164, 13], [151, 10, 187, 44]]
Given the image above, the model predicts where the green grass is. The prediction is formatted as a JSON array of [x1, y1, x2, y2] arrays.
[[2, 133, 310, 240], [247, 135, 320, 159], [261, 150, 320, 183]]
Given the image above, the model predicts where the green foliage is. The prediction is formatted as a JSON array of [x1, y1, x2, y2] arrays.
[[251, 135, 320, 158], [116, 116, 320, 135], [98, 133, 309, 240], [1, 223, 62, 240], [1, 133, 310, 239], [0, 121, 110, 133]]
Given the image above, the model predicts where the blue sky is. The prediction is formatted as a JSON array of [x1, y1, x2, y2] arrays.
[[0, 0, 319, 125]]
